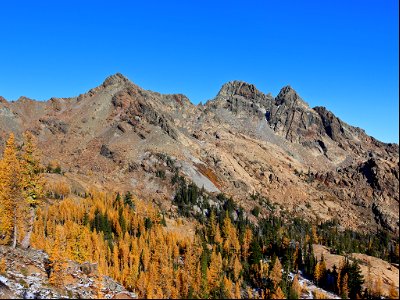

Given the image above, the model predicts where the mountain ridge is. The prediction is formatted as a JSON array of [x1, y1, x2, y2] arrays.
[[0, 73, 398, 234], [0, 72, 398, 146]]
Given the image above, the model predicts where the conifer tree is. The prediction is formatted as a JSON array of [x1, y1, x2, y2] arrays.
[[242, 227, 252, 261], [341, 273, 349, 299], [233, 254, 242, 282], [207, 249, 223, 292], [270, 257, 282, 289], [49, 226, 66, 287], [289, 274, 301, 299], [249, 238, 262, 266], [314, 261, 322, 285], [312, 225, 319, 244], [234, 281, 241, 299], [0, 133, 22, 247], [271, 286, 285, 299], [347, 260, 364, 298], [314, 254, 326, 287], [20, 131, 44, 249], [20, 132, 43, 206], [223, 275, 234, 299]]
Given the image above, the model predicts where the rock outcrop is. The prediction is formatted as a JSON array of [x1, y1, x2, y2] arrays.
[[0, 245, 137, 299]]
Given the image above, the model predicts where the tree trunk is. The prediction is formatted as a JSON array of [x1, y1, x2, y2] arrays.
[[21, 206, 35, 249], [12, 216, 17, 248]]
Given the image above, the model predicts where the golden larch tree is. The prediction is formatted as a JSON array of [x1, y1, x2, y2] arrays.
[[20, 131, 44, 249], [49, 226, 67, 287], [314, 261, 322, 285], [270, 257, 282, 289], [291, 274, 302, 298], [207, 249, 223, 292], [241, 227, 252, 261], [341, 273, 349, 299], [0, 133, 22, 247], [271, 286, 285, 299]]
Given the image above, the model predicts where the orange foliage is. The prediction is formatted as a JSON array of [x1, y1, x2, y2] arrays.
[[31, 191, 207, 298]]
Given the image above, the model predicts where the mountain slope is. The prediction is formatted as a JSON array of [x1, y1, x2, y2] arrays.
[[0, 73, 398, 233]]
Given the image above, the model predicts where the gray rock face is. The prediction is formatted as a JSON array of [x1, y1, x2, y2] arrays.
[[100, 144, 114, 159], [211, 81, 274, 118], [102, 73, 130, 87], [39, 118, 69, 134], [311, 156, 399, 232], [111, 86, 178, 140], [208, 81, 397, 161], [265, 86, 320, 143], [0, 245, 137, 299]]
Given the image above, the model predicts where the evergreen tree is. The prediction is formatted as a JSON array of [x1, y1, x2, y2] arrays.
[[249, 238, 262, 266], [124, 191, 134, 208], [347, 260, 364, 299]]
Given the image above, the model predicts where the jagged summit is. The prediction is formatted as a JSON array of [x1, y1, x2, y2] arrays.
[[217, 80, 266, 100], [275, 85, 308, 107], [216, 81, 309, 108], [102, 72, 130, 87], [16, 96, 36, 102]]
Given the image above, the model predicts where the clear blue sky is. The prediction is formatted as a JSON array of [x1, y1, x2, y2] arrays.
[[0, 0, 398, 143]]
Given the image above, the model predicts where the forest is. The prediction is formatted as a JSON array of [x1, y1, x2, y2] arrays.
[[0, 133, 399, 299]]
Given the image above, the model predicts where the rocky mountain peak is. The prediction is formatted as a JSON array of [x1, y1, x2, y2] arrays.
[[275, 85, 307, 107], [102, 72, 130, 87], [16, 96, 35, 103], [217, 80, 265, 100]]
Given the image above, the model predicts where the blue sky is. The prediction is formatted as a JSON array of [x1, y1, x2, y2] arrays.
[[0, 0, 398, 143]]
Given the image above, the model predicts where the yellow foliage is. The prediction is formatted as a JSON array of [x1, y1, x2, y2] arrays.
[[314, 261, 322, 284], [291, 274, 302, 298], [271, 286, 285, 299], [0, 257, 6, 274], [0, 132, 44, 248], [270, 257, 282, 289], [49, 226, 67, 287], [29, 190, 217, 298], [388, 280, 399, 299], [312, 289, 328, 299], [312, 225, 319, 244], [0, 133, 21, 245], [342, 273, 349, 299], [207, 249, 223, 291], [373, 276, 383, 298], [46, 181, 70, 199], [242, 227, 252, 260]]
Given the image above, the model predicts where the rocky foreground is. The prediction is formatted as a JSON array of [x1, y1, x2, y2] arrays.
[[0, 246, 137, 299]]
